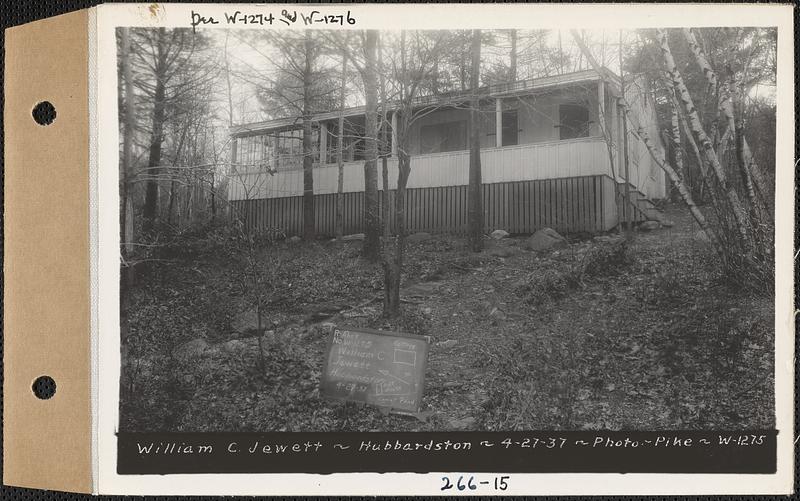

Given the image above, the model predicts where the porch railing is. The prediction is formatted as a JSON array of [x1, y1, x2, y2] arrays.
[[228, 137, 612, 201]]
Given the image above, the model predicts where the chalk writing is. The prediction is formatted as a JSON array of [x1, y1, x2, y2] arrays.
[[320, 326, 429, 412]]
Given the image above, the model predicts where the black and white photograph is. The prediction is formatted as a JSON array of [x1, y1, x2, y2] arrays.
[[116, 22, 779, 434]]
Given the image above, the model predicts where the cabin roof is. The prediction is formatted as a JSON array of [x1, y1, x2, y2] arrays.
[[230, 68, 616, 138]]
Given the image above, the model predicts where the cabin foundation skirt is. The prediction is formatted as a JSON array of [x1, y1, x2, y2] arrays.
[[229, 175, 619, 236]]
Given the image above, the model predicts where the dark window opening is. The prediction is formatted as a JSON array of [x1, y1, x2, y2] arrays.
[[501, 110, 519, 146], [558, 104, 591, 140], [420, 120, 467, 154]]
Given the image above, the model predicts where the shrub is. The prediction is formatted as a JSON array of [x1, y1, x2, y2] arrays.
[[581, 240, 630, 277], [516, 265, 582, 306]]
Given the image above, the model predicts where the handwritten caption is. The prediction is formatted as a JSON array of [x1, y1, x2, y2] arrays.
[[118, 431, 777, 475], [136, 433, 769, 457], [191, 9, 356, 29]]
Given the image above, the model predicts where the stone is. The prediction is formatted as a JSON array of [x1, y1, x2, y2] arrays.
[[489, 307, 506, 320], [660, 220, 675, 228], [523, 227, 567, 252], [221, 339, 247, 354], [693, 230, 711, 243], [406, 232, 432, 243], [638, 220, 660, 232], [422, 307, 433, 315], [448, 416, 477, 431], [490, 229, 509, 240], [173, 338, 208, 360], [342, 233, 365, 241], [438, 339, 458, 349], [287, 236, 302, 244]]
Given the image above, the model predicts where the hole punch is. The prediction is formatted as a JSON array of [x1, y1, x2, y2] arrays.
[[32, 375, 57, 400], [32, 101, 56, 126]]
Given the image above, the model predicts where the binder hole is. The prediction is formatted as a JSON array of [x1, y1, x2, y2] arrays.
[[32, 376, 56, 400], [32, 101, 56, 126]]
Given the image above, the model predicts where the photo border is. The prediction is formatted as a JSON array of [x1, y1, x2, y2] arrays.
[[94, 3, 795, 495]]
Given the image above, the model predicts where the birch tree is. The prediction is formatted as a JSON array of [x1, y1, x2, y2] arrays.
[[570, 30, 722, 255], [655, 29, 752, 252]]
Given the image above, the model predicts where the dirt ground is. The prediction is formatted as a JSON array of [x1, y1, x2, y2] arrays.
[[120, 203, 774, 432]]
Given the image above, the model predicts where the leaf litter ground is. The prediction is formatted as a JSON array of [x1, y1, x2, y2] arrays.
[[121, 203, 774, 432]]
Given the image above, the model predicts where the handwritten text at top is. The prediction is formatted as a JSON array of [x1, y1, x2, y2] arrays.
[[190, 10, 356, 29]]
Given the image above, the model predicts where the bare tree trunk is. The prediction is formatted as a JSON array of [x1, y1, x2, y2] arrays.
[[362, 30, 381, 261], [224, 31, 235, 127], [677, 94, 717, 206], [119, 27, 136, 348], [664, 76, 685, 202], [619, 31, 632, 232], [335, 39, 348, 240], [378, 37, 391, 239], [467, 29, 483, 252], [383, 31, 409, 319], [120, 28, 136, 255], [302, 31, 315, 241], [386, 146, 410, 317], [167, 180, 176, 226], [683, 28, 771, 217], [655, 29, 751, 252], [682, 28, 717, 94], [669, 89, 684, 181], [142, 27, 168, 235], [509, 29, 517, 81]]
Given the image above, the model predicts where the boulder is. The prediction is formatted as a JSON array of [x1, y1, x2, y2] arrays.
[[173, 338, 209, 360], [523, 227, 567, 251], [341, 233, 365, 241], [287, 235, 302, 244], [638, 220, 660, 232], [406, 232, 432, 243], [490, 229, 509, 240], [660, 220, 675, 228]]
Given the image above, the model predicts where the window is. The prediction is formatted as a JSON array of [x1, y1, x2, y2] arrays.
[[420, 120, 467, 154], [501, 110, 519, 146], [558, 104, 591, 140]]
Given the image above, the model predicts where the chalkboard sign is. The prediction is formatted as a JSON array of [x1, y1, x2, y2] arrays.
[[320, 326, 429, 412]]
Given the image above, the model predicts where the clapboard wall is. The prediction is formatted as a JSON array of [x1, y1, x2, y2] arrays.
[[229, 175, 619, 236]]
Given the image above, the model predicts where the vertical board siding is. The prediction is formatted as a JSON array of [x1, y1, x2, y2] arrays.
[[231, 175, 618, 237]]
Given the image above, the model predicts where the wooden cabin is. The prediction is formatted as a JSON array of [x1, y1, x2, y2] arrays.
[[227, 68, 666, 237]]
